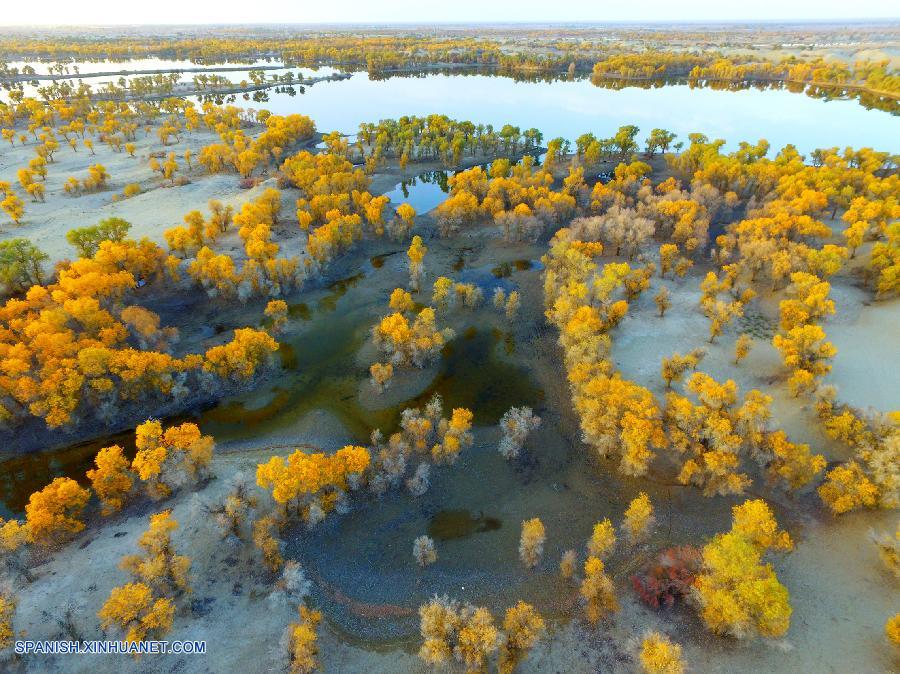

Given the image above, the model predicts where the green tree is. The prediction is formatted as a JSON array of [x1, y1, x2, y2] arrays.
[[0, 239, 48, 294], [646, 129, 676, 157], [612, 125, 640, 160], [66, 218, 132, 258]]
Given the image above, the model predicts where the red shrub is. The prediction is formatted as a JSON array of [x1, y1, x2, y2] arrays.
[[631, 545, 702, 609]]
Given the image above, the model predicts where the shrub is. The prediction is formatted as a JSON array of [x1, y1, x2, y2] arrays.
[[123, 183, 142, 198], [631, 546, 702, 609]]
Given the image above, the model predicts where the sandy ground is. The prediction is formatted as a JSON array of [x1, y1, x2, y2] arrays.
[[604, 262, 899, 674], [6, 235, 898, 673], [0, 123, 320, 265]]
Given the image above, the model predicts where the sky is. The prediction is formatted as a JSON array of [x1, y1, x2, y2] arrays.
[[1, 0, 898, 27]]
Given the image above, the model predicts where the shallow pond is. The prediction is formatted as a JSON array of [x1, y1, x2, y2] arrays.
[[0, 264, 542, 515], [383, 155, 544, 213], [428, 508, 503, 541], [200, 320, 543, 447], [383, 170, 450, 213], [0, 430, 134, 519], [282, 390, 740, 643]]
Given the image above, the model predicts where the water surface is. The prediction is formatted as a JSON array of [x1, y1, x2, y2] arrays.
[[199, 72, 899, 154]]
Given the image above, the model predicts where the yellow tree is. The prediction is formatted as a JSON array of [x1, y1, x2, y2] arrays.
[[131, 420, 215, 499], [407, 235, 427, 292], [98, 582, 175, 644], [498, 601, 545, 674], [658, 244, 679, 277], [391, 203, 416, 240], [26, 182, 45, 202], [773, 272, 837, 395], [869, 222, 899, 298], [505, 291, 520, 321], [773, 324, 837, 397], [363, 194, 390, 234], [286, 605, 322, 674], [0, 518, 31, 581], [207, 474, 258, 541], [871, 525, 899, 579], [639, 632, 685, 674], [432, 276, 454, 310], [24, 477, 91, 544], [580, 556, 618, 624], [373, 307, 453, 369], [454, 605, 500, 672], [256, 445, 370, 525], [29, 156, 47, 181], [655, 286, 670, 317], [694, 499, 792, 639], [162, 152, 178, 184], [369, 362, 394, 393], [63, 176, 81, 195], [264, 299, 288, 334], [120, 510, 191, 597], [660, 349, 705, 388], [253, 514, 284, 571], [83, 164, 109, 191], [208, 199, 234, 234], [818, 461, 879, 515], [733, 334, 752, 365], [433, 407, 473, 464], [187, 247, 240, 298], [763, 431, 826, 490], [560, 550, 577, 579], [702, 298, 743, 343], [887, 614, 900, 650], [389, 287, 415, 313], [519, 518, 545, 569], [587, 519, 616, 559], [0, 589, 14, 650], [666, 372, 783, 497], [623, 492, 655, 544], [418, 596, 459, 666], [413, 535, 437, 567], [86, 445, 134, 514], [17, 168, 34, 191], [1, 192, 24, 225], [778, 272, 834, 332], [573, 372, 666, 478]]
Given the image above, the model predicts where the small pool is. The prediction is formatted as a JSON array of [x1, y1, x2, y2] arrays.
[[383, 170, 450, 213]]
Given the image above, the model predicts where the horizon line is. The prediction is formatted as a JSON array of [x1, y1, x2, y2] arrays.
[[2, 18, 900, 28]]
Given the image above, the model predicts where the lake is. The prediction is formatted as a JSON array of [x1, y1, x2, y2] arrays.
[[4, 63, 896, 154], [197, 71, 899, 155]]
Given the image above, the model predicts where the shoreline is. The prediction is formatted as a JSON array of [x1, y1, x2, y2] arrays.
[[0, 63, 290, 84], [84, 72, 352, 102]]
